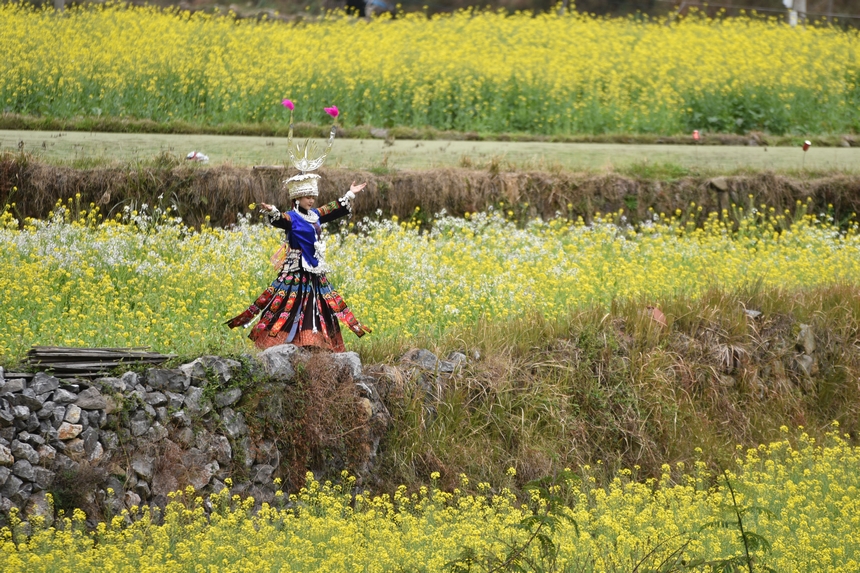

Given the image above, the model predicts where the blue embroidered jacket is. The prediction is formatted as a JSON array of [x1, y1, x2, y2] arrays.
[[269, 195, 353, 272]]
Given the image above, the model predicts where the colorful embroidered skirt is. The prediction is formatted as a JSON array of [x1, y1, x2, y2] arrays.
[[226, 271, 370, 352]]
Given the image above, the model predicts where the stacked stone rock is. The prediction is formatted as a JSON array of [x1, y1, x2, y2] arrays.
[[0, 346, 390, 521]]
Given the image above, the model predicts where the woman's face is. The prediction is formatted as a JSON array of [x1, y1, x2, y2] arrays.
[[297, 196, 316, 210]]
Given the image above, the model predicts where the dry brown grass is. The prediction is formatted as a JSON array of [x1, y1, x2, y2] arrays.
[[368, 284, 860, 492], [48, 462, 108, 519], [238, 353, 371, 490], [4, 154, 860, 227]]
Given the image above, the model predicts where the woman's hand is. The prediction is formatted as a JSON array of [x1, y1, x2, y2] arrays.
[[349, 181, 367, 194], [260, 203, 275, 212]]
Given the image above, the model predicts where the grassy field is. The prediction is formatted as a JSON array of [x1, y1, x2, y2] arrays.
[[3, 130, 860, 172]]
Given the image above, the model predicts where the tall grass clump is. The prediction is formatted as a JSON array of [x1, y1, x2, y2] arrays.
[[371, 282, 860, 487], [1, 4, 859, 135]]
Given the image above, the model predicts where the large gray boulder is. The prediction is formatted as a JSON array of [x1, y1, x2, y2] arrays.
[[179, 356, 242, 387], [11, 440, 39, 465], [200, 356, 241, 384], [1, 474, 24, 500], [0, 445, 12, 466], [13, 390, 43, 411], [11, 405, 30, 420], [331, 352, 362, 379], [184, 387, 212, 418], [2, 379, 25, 393], [33, 467, 55, 489], [75, 387, 107, 410], [146, 369, 188, 393], [258, 345, 308, 381], [31, 373, 59, 396], [96, 377, 127, 393], [131, 455, 154, 482], [128, 411, 151, 437], [213, 388, 242, 408], [400, 348, 440, 371], [52, 388, 77, 404], [11, 460, 35, 482], [221, 408, 248, 439]]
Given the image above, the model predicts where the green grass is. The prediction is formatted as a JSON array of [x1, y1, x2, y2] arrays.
[[3, 129, 860, 173]]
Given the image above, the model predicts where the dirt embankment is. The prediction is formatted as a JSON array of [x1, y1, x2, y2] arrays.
[[3, 155, 860, 227]]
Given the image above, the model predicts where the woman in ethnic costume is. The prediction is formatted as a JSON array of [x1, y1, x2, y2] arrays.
[[226, 175, 371, 351], [226, 101, 371, 352]]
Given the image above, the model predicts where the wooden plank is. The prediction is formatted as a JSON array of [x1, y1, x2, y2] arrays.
[[28, 347, 172, 361], [30, 355, 168, 363], [28, 358, 172, 369], [28, 349, 157, 357], [28, 362, 126, 370], [24, 346, 175, 377], [30, 346, 152, 352]]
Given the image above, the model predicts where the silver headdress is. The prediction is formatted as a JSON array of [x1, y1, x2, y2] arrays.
[[286, 173, 321, 199], [282, 102, 339, 200]]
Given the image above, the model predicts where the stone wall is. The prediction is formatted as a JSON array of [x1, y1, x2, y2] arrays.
[[0, 345, 391, 522]]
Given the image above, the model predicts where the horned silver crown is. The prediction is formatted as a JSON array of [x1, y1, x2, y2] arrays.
[[288, 125, 336, 173], [283, 103, 338, 200]]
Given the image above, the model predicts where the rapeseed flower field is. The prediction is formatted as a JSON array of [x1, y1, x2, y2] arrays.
[[0, 198, 858, 363], [1, 3, 859, 134], [2, 428, 858, 571]]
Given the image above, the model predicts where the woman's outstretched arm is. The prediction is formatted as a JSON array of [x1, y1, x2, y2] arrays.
[[317, 181, 367, 224], [260, 203, 292, 231]]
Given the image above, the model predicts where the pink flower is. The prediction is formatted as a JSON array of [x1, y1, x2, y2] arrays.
[[324, 106, 339, 118], [282, 99, 294, 110]]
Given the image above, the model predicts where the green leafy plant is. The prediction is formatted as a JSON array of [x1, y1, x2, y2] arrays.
[[699, 468, 776, 573], [445, 470, 579, 573]]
